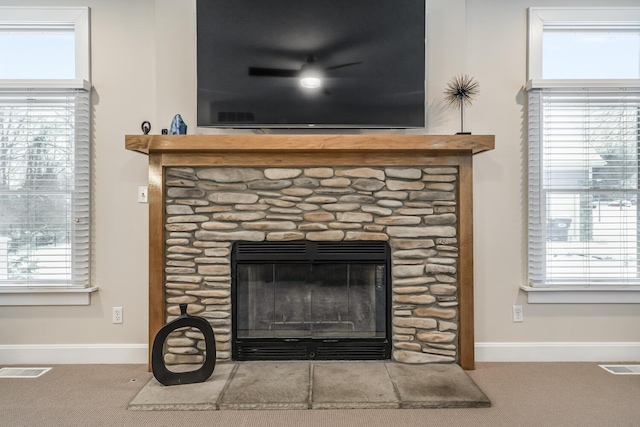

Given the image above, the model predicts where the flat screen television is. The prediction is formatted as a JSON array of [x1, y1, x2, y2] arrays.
[[196, 0, 426, 129]]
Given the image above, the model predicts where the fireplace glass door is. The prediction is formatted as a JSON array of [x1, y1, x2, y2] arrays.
[[237, 263, 385, 339], [232, 241, 391, 360]]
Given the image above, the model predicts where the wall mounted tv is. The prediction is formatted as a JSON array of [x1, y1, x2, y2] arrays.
[[196, 0, 426, 129]]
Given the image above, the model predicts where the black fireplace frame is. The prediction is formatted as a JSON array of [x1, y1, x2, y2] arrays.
[[231, 240, 392, 361]]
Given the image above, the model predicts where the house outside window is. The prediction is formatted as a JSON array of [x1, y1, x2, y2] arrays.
[[525, 8, 640, 303], [0, 7, 94, 305]]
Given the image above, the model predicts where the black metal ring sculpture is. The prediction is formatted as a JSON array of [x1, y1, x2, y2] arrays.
[[151, 304, 216, 386], [141, 121, 151, 135]]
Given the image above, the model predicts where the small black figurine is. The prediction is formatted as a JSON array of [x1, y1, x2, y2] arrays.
[[141, 121, 151, 135]]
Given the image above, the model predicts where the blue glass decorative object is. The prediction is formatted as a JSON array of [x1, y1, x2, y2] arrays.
[[169, 114, 187, 135]]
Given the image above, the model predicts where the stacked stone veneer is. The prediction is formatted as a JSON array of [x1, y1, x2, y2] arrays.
[[163, 166, 459, 365]]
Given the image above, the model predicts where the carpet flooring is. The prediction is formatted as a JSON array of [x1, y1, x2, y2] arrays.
[[1, 362, 639, 426]]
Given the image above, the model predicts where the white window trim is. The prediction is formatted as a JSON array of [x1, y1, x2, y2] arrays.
[[527, 7, 640, 82], [520, 285, 640, 304], [0, 287, 98, 306], [0, 79, 91, 91], [525, 7, 640, 303], [0, 7, 95, 306], [0, 7, 90, 82], [526, 80, 640, 91]]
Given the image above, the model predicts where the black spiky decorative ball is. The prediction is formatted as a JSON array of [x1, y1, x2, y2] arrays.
[[444, 74, 479, 109]]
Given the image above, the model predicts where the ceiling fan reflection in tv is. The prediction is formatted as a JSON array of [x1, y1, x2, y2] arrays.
[[249, 55, 363, 90]]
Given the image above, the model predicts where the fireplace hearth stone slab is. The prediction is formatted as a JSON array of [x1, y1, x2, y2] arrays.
[[312, 362, 399, 409], [129, 362, 490, 410], [219, 362, 310, 410], [128, 363, 234, 410], [386, 363, 491, 408]]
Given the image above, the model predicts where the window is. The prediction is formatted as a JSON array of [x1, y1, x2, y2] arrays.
[[0, 7, 93, 304], [525, 8, 640, 303], [542, 30, 640, 80]]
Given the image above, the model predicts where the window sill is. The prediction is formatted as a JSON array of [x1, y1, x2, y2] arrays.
[[0, 287, 98, 306], [0, 79, 91, 90], [520, 285, 640, 304], [526, 79, 640, 91]]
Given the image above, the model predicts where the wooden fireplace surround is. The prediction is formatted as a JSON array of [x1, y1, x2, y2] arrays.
[[125, 133, 495, 370]]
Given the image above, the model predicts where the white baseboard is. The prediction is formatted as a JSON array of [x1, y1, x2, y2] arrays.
[[0, 344, 148, 365], [2, 342, 639, 364], [476, 342, 640, 362]]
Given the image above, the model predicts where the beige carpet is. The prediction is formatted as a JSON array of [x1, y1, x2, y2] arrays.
[[1, 362, 639, 426]]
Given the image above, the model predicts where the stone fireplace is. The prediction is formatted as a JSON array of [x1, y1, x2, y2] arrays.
[[125, 134, 494, 370]]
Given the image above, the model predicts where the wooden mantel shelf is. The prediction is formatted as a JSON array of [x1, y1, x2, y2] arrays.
[[125, 134, 495, 156]]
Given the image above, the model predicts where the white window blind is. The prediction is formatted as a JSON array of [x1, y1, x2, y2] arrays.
[[528, 88, 640, 286], [0, 88, 89, 287]]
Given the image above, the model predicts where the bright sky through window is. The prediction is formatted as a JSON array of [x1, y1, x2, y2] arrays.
[[0, 31, 75, 79], [543, 31, 640, 79]]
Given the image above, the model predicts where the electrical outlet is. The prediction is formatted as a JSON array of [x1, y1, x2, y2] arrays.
[[137, 186, 148, 203], [512, 305, 523, 322], [113, 307, 123, 324]]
